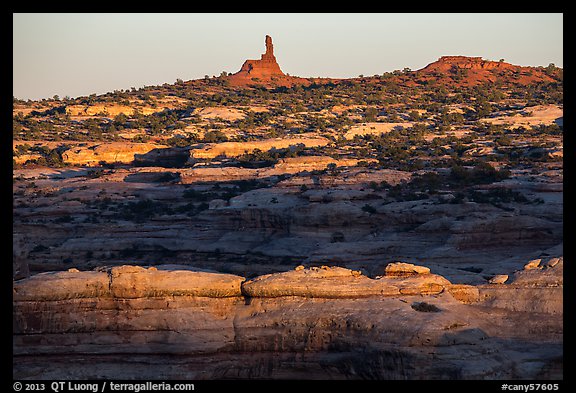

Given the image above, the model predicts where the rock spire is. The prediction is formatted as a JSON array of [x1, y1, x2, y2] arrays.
[[232, 35, 284, 79]]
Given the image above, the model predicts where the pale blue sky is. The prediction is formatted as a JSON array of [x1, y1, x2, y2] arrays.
[[13, 13, 563, 100]]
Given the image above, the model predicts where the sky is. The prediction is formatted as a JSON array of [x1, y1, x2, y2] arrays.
[[13, 13, 563, 101]]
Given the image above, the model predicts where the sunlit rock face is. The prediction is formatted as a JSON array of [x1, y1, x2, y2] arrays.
[[13, 261, 562, 380], [235, 35, 284, 78], [227, 35, 310, 87]]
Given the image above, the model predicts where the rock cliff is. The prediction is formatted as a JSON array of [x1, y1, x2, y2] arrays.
[[65, 103, 160, 117], [62, 142, 168, 165], [190, 136, 330, 159], [13, 261, 562, 379]]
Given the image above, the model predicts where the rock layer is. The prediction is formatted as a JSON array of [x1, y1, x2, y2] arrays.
[[62, 142, 168, 165], [191, 136, 329, 159], [13, 261, 563, 380], [241, 264, 449, 298], [13, 265, 245, 301], [422, 56, 515, 72]]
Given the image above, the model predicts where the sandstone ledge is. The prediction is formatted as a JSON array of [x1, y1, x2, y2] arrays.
[[14, 263, 452, 301], [12, 261, 563, 379], [14, 258, 562, 302], [62, 142, 168, 165], [191, 137, 330, 159], [13, 265, 245, 301], [110, 265, 245, 298], [241, 265, 451, 298], [13, 270, 110, 301]]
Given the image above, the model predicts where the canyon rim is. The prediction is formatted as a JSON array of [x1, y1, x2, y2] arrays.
[[12, 33, 563, 382]]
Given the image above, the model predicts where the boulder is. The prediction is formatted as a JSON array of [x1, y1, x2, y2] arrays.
[[488, 275, 509, 284], [524, 259, 542, 270], [208, 199, 228, 209], [384, 262, 431, 277]]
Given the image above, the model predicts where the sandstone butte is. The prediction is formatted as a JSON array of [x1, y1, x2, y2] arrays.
[[416, 55, 559, 86], [421, 56, 516, 72]]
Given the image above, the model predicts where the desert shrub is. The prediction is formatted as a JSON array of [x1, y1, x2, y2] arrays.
[[54, 215, 74, 223], [494, 135, 513, 146], [183, 189, 210, 201], [30, 244, 49, 253], [410, 172, 442, 193], [115, 199, 173, 222], [364, 107, 378, 122], [411, 302, 441, 312], [202, 130, 228, 143], [326, 162, 340, 176], [87, 169, 105, 179], [449, 162, 510, 186], [361, 204, 377, 214], [231, 179, 268, 193], [237, 148, 278, 168], [165, 135, 198, 147], [387, 182, 430, 202], [467, 188, 528, 204], [330, 232, 345, 243], [14, 143, 32, 156]]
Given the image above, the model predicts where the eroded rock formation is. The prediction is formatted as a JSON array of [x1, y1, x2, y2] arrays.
[[227, 35, 310, 87], [234, 35, 284, 79], [416, 56, 559, 86], [13, 260, 563, 379], [423, 56, 515, 72], [65, 104, 160, 117], [190, 136, 330, 159], [62, 142, 168, 165]]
